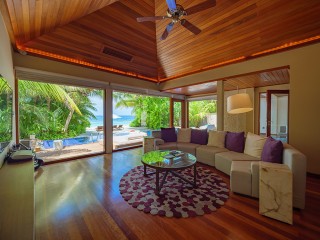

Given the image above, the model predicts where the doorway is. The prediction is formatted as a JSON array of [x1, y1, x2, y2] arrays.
[[259, 90, 289, 142]]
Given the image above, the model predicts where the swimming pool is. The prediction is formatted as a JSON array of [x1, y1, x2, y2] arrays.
[[42, 136, 95, 149], [42, 129, 152, 149]]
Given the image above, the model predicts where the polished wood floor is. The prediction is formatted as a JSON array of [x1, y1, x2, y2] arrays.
[[35, 148, 320, 240]]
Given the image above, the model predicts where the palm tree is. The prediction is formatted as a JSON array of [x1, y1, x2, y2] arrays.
[[113, 92, 169, 129], [18, 80, 101, 139], [19, 80, 80, 113]]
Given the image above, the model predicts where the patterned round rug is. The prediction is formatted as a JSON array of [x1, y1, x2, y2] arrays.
[[119, 165, 229, 218]]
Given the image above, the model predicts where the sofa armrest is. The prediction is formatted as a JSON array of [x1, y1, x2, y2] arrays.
[[151, 130, 161, 139], [154, 138, 164, 146], [251, 161, 260, 198], [283, 144, 307, 209]]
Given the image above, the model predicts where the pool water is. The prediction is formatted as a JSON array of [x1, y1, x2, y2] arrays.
[[42, 136, 95, 149], [42, 129, 152, 149]]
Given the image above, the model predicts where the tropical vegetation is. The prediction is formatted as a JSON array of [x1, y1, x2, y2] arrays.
[[114, 92, 217, 129], [113, 92, 170, 129], [188, 100, 217, 127], [19, 80, 102, 140], [0, 76, 12, 142]]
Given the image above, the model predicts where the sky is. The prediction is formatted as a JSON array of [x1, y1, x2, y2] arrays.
[[89, 96, 133, 116]]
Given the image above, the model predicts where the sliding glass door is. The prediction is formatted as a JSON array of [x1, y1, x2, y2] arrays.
[[18, 80, 105, 162], [112, 91, 169, 150]]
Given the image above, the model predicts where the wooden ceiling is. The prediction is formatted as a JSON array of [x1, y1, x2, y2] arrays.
[[2, 0, 320, 82], [164, 67, 290, 96]]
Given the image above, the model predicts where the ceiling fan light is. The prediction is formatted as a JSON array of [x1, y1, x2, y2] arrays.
[[227, 93, 253, 114]]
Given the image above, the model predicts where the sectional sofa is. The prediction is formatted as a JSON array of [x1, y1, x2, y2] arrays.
[[151, 128, 307, 209]]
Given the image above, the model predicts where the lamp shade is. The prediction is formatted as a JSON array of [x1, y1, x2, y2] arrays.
[[227, 93, 253, 114]]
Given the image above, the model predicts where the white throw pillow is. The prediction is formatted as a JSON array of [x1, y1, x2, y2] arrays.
[[207, 131, 226, 148], [177, 128, 192, 143], [244, 132, 267, 158]]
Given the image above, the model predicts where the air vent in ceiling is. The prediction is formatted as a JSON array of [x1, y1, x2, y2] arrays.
[[102, 47, 133, 62]]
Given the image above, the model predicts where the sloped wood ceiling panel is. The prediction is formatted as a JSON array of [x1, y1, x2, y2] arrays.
[[5, 0, 119, 44], [156, 0, 320, 79], [4, 0, 320, 82], [21, 0, 159, 79]]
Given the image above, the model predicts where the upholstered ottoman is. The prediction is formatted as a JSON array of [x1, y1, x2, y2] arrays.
[[230, 161, 253, 196], [215, 151, 260, 175]]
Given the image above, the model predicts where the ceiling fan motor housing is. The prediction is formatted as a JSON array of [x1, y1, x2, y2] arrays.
[[166, 4, 186, 23]]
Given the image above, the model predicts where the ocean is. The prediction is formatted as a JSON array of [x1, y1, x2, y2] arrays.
[[89, 115, 135, 128]]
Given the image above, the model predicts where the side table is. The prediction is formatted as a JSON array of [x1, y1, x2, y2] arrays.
[[259, 161, 293, 224], [143, 136, 155, 153]]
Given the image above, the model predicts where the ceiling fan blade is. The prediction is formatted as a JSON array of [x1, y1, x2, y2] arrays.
[[160, 22, 175, 40], [166, 0, 177, 11], [181, 19, 201, 35], [137, 16, 168, 22], [185, 0, 216, 16]]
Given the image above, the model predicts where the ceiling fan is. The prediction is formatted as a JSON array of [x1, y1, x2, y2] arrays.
[[137, 0, 216, 40]]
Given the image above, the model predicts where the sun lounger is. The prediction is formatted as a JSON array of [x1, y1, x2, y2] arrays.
[[96, 126, 104, 132]]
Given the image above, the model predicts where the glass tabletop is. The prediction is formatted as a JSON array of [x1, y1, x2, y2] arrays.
[[141, 150, 196, 169]]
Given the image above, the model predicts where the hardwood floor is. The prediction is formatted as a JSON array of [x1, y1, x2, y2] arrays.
[[35, 148, 320, 240]]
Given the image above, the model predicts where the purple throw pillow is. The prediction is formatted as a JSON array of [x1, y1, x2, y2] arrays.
[[225, 131, 245, 153], [161, 128, 177, 142], [191, 129, 208, 145], [261, 137, 284, 163]]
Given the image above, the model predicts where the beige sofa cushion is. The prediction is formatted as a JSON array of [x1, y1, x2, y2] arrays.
[[207, 130, 226, 148], [177, 142, 199, 156], [244, 132, 267, 158], [196, 145, 229, 167], [177, 128, 191, 143], [215, 151, 260, 175], [157, 142, 177, 151]]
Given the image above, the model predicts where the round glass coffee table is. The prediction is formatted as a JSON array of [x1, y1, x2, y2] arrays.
[[141, 150, 197, 195]]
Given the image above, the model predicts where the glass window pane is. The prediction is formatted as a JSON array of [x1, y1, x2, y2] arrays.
[[259, 93, 267, 136], [18, 80, 105, 162], [173, 101, 182, 127], [270, 93, 288, 143], [188, 100, 217, 129], [113, 91, 169, 150]]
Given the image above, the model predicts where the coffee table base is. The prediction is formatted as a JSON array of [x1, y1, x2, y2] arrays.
[[143, 164, 197, 195]]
